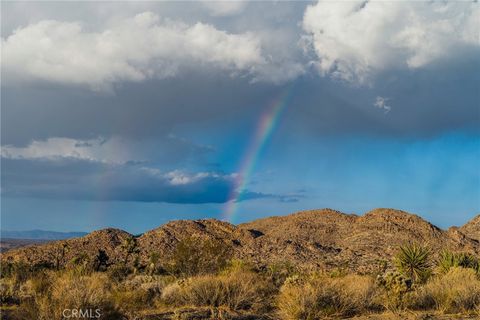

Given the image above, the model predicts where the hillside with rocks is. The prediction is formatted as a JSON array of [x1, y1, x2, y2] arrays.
[[2, 209, 479, 274], [459, 215, 480, 241]]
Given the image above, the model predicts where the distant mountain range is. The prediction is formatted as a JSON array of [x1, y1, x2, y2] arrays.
[[1, 229, 87, 240], [2, 208, 479, 273]]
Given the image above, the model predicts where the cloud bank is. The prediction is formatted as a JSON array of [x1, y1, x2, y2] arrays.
[[2, 12, 264, 90], [3, 2, 478, 89], [1, 157, 237, 203], [302, 1, 480, 84], [0, 136, 295, 204], [0, 135, 214, 166]]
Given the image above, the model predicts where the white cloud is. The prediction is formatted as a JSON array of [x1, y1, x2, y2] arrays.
[[374, 96, 391, 114], [141, 167, 231, 186], [302, 1, 480, 84], [2, 12, 264, 90], [0, 137, 128, 163], [0, 135, 214, 166], [201, 0, 248, 16]]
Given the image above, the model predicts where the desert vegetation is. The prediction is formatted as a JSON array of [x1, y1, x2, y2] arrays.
[[1, 238, 479, 320]]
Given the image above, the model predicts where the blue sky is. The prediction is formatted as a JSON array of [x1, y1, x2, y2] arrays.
[[1, 1, 479, 233]]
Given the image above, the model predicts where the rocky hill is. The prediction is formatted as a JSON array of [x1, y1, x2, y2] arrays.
[[1, 228, 134, 269], [459, 215, 480, 241], [2, 209, 479, 274]]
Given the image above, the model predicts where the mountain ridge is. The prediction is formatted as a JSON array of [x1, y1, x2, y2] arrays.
[[0, 229, 88, 240], [2, 208, 479, 274]]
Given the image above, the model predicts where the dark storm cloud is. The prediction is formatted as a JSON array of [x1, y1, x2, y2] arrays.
[[1, 73, 279, 146], [3, 57, 479, 149], [283, 58, 480, 139], [0, 157, 276, 204]]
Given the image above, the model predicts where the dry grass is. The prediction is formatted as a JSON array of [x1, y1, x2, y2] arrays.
[[410, 267, 480, 314], [12, 270, 123, 320], [160, 271, 274, 313], [3, 256, 480, 319], [277, 274, 379, 319], [111, 274, 176, 315]]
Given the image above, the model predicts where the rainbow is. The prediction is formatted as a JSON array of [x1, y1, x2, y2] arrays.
[[221, 84, 296, 223]]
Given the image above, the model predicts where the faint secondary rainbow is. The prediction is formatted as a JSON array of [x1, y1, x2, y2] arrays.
[[222, 85, 296, 222]]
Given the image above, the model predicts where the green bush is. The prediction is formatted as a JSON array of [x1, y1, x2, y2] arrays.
[[438, 251, 480, 275]]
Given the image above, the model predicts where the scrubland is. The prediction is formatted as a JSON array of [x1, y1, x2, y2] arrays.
[[1, 240, 479, 320]]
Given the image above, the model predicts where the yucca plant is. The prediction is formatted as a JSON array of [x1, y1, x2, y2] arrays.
[[394, 243, 431, 283]]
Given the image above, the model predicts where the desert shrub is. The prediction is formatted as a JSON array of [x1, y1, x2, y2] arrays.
[[394, 243, 431, 283], [277, 274, 378, 319], [110, 274, 176, 317], [160, 271, 273, 312], [0, 262, 38, 304], [222, 259, 256, 275], [147, 252, 162, 275], [1, 261, 31, 283], [69, 252, 91, 269], [18, 270, 53, 300], [327, 267, 349, 279], [122, 274, 176, 296], [111, 288, 151, 316], [13, 270, 123, 320], [166, 237, 232, 277], [107, 265, 132, 282], [264, 261, 299, 287], [376, 271, 413, 311], [414, 267, 480, 313], [437, 251, 480, 275], [0, 277, 19, 304]]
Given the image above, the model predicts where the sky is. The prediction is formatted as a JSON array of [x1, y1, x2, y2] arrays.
[[1, 1, 479, 234]]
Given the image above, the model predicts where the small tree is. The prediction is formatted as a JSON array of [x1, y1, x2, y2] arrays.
[[394, 243, 431, 283]]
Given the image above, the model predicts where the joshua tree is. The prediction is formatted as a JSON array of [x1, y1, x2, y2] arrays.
[[94, 249, 109, 271], [121, 237, 139, 265], [50, 243, 69, 270], [395, 243, 431, 283]]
